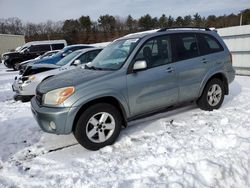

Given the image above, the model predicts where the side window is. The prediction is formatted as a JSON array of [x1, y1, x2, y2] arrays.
[[78, 54, 87, 64], [172, 33, 199, 61], [29, 45, 51, 53], [86, 50, 101, 63], [78, 50, 101, 64], [198, 34, 224, 55], [134, 35, 172, 68], [51, 43, 65, 50]]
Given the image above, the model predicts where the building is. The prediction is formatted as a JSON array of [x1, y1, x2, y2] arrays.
[[218, 25, 250, 75], [0, 34, 25, 56]]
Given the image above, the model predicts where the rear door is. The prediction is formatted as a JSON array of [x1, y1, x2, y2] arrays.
[[172, 33, 209, 102], [126, 35, 178, 116], [197, 33, 224, 70]]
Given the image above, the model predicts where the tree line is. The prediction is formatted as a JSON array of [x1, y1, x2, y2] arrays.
[[0, 9, 250, 44]]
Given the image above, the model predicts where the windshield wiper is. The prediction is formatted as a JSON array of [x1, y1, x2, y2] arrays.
[[85, 64, 102, 70], [84, 64, 117, 71]]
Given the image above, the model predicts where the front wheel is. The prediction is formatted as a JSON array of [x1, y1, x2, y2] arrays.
[[197, 78, 225, 111], [73, 103, 122, 150]]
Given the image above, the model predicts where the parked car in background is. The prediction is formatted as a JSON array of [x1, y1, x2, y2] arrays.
[[31, 27, 235, 150], [34, 50, 60, 60], [2, 40, 67, 70], [17, 50, 60, 72], [18, 44, 94, 72], [13, 48, 102, 102]]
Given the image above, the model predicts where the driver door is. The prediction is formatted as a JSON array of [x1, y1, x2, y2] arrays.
[[126, 35, 178, 116]]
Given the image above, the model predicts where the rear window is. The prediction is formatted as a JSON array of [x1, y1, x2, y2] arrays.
[[51, 43, 65, 50], [197, 34, 224, 55]]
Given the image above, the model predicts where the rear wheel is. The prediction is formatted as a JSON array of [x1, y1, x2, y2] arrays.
[[73, 103, 122, 150], [197, 78, 225, 111]]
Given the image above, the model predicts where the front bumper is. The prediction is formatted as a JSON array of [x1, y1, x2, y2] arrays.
[[31, 97, 78, 134], [12, 78, 37, 96]]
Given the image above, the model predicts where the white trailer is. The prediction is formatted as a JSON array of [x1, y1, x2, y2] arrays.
[[0, 34, 25, 56], [218, 25, 250, 75]]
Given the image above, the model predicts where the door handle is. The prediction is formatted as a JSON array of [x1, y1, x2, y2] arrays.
[[166, 67, 175, 73], [201, 59, 208, 64]]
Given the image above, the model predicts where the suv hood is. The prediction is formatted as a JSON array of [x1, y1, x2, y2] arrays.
[[31, 64, 60, 69], [37, 68, 112, 94], [32, 54, 60, 65], [2, 51, 20, 57]]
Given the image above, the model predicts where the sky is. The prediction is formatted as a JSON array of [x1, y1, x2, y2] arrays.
[[0, 0, 250, 23]]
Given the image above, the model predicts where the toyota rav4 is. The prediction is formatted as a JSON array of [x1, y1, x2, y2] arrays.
[[31, 27, 235, 150]]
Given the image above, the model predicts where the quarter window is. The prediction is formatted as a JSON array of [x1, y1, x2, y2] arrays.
[[134, 36, 172, 68], [198, 34, 224, 55]]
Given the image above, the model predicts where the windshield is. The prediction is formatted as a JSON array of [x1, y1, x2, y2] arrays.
[[88, 38, 139, 70], [56, 50, 82, 66]]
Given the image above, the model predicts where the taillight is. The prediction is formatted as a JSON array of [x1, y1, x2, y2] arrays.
[[229, 53, 233, 64]]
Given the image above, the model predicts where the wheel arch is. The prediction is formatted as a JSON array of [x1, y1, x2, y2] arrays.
[[41, 75, 54, 82], [199, 72, 229, 97], [72, 96, 128, 132]]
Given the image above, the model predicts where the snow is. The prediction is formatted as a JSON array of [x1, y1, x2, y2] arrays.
[[0, 63, 250, 187]]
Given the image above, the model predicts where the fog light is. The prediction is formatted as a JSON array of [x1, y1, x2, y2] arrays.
[[49, 121, 56, 130]]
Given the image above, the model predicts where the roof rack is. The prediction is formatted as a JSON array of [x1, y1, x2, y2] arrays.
[[157, 27, 211, 32]]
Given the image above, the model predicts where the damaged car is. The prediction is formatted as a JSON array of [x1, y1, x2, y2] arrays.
[[13, 48, 102, 102]]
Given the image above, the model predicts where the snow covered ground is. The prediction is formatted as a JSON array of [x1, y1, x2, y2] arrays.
[[0, 63, 249, 188]]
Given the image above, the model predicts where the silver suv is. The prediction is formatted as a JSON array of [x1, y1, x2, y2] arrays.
[[31, 27, 235, 150]]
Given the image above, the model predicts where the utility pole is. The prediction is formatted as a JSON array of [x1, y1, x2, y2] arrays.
[[240, 11, 243, 26]]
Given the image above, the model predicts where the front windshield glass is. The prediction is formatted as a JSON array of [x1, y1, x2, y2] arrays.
[[88, 38, 139, 70], [56, 50, 82, 66]]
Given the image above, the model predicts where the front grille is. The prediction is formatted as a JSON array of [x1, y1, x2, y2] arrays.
[[36, 90, 43, 105]]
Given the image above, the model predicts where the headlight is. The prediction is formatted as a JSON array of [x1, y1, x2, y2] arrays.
[[43, 86, 75, 105], [28, 75, 36, 81], [24, 75, 36, 83]]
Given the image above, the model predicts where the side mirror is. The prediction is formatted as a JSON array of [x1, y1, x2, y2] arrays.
[[24, 49, 29, 54], [62, 53, 67, 57], [73, 59, 81, 66], [133, 60, 147, 71]]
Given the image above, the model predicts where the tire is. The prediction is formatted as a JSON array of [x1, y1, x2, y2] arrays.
[[73, 103, 122, 150], [197, 78, 225, 111]]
